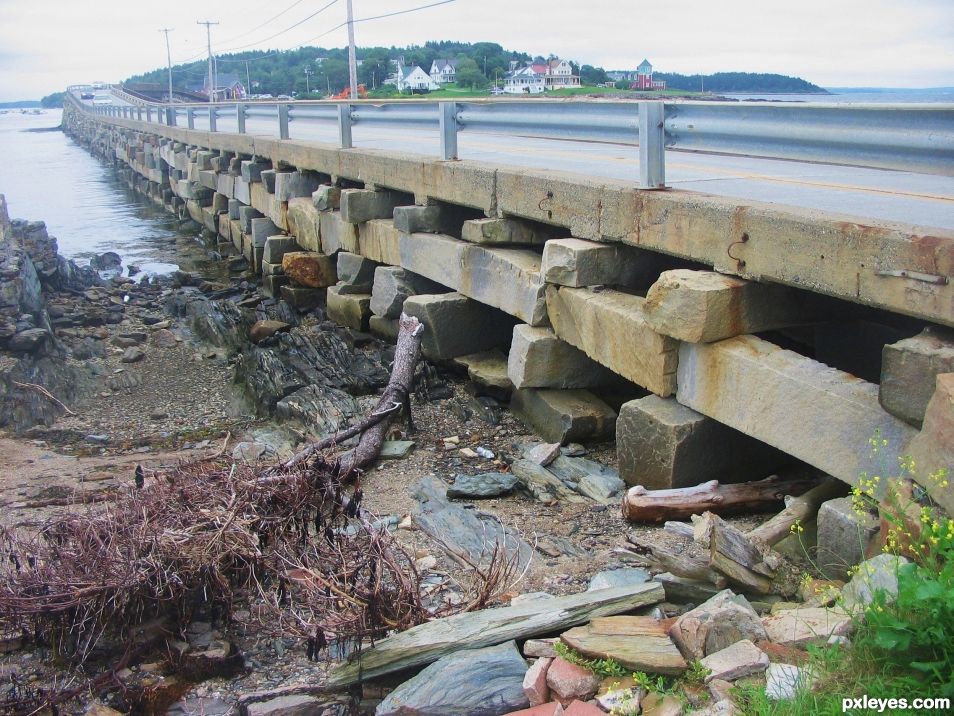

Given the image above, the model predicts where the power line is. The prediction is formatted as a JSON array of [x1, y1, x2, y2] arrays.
[[353, 0, 457, 25], [210, 0, 340, 56]]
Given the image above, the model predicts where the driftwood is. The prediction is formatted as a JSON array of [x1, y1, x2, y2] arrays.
[[627, 534, 728, 587], [621, 473, 823, 523], [747, 478, 845, 546], [708, 513, 775, 594], [327, 582, 664, 687]]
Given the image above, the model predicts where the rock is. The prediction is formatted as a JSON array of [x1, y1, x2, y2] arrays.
[[906, 373, 954, 514], [282, 251, 337, 288], [327, 285, 372, 331], [85, 703, 124, 716], [262, 236, 300, 265], [89, 251, 122, 270], [699, 639, 769, 683], [280, 285, 325, 312], [880, 329, 954, 427], [562, 701, 604, 716], [313, 184, 340, 211], [541, 238, 644, 288], [764, 663, 808, 700], [380, 440, 415, 459], [816, 497, 880, 580], [232, 442, 270, 462], [178, 638, 244, 680], [669, 591, 768, 661], [523, 638, 559, 658], [508, 325, 617, 391], [454, 350, 514, 398], [526, 442, 562, 467], [166, 696, 233, 716], [560, 616, 688, 675], [151, 328, 179, 347], [403, 292, 515, 361], [505, 704, 564, 716], [376, 641, 529, 716], [511, 459, 587, 504], [337, 252, 379, 287], [587, 568, 651, 591], [595, 676, 644, 713], [616, 395, 790, 489], [840, 553, 908, 610], [641, 693, 685, 716], [411, 476, 532, 570], [447, 472, 519, 499], [120, 347, 146, 363], [7, 327, 48, 352], [545, 657, 601, 707], [761, 607, 852, 647], [249, 320, 292, 344], [370, 266, 444, 318], [510, 389, 617, 445], [245, 694, 326, 716], [524, 656, 552, 706]]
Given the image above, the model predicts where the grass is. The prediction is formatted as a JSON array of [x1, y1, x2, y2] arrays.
[[363, 83, 710, 100]]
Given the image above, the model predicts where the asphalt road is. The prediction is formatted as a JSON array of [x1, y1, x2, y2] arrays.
[[74, 91, 954, 231]]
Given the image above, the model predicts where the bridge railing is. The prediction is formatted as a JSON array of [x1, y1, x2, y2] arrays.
[[70, 91, 954, 185]]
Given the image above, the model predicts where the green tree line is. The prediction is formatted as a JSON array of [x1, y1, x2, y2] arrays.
[[124, 42, 823, 97]]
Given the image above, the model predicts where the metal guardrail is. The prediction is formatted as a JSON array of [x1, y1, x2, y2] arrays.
[[68, 90, 954, 186]]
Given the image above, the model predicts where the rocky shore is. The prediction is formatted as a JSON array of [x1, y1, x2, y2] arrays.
[[0, 188, 915, 716]]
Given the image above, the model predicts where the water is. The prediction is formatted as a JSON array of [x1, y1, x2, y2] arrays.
[[0, 108, 224, 278], [724, 87, 954, 103]]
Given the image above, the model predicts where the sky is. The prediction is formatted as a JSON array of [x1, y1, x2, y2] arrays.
[[0, 0, 952, 101]]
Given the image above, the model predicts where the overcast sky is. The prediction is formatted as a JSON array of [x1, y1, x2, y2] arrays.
[[1, 0, 951, 100]]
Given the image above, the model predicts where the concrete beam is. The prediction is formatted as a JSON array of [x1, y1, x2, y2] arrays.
[[545, 286, 678, 397], [403, 292, 516, 360], [644, 269, 820, 343], [880, 328, 954, 427], [676, 335, 918, 488], [370, 266, 445, 319], [507, 325, 616, 390]]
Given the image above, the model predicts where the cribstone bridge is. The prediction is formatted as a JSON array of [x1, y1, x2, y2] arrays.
[[61, 94, 954, 513]]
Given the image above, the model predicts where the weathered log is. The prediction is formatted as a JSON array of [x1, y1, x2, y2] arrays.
[[621, 474, 823, 523], [707, 513, 775, 594], [326, 581, 665, 686], [747, 478, 845, 546], [627, 534, 728, 587]]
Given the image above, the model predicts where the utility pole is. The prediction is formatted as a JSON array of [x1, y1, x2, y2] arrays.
[[304, 67, 313, 94], [159, 28, 174, 103], [346, 0, 358, 98], [245, 60, 251, 97], [197, 20, 218, 103]]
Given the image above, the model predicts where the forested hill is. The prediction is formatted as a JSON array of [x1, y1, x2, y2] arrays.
[[124, 41, 822, 96], [654, 72, 827, 94]]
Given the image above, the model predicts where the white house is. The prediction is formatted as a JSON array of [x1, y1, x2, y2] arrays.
[[503, 57, 580, 94], [387, 64, 440, 92], [429, 59, 458, 84]]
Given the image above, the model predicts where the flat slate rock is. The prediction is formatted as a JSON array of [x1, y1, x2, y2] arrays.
[[412, 476, 533, 570], [328, 581, 664, 686], [375, 640, 529, 716], [560, 616, 688, 676], [380, 440, 415, 459], [447, 472, 519, 499], [587, 568, 651, 591]]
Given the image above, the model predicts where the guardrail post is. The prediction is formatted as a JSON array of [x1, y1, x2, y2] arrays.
[[237, 104, 247, 134], [439, 102, 459, 160], [209, 106, 217, 132], [278, 104, 290, 139], [187, 108, 195, 130], [338, 104, 353, 149], [167, 107, 176, 126], [146, 106, 153, 123], [638, 102, 666, 189], [137, 107, 143, 121]]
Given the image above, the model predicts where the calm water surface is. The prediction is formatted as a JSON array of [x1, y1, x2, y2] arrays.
[[0, 108, 223, 277]]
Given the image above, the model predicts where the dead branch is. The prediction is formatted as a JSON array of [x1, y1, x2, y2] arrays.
[[747, 477, 845, 546], [12, 380, 75, 416]]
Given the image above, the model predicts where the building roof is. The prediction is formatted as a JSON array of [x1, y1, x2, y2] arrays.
[[431, 59, 458, 71], [637, 59, 653, 72]]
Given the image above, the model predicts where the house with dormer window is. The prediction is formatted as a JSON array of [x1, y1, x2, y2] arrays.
[[429, 59, 458, 84], [503, 57, 580, 94]]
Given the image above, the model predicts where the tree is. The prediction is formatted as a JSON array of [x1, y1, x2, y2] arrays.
[[580, 65, 608, 86], [455, 57, 488, 90], [359, 48, 392, 89], [40, 92, 65, 108]]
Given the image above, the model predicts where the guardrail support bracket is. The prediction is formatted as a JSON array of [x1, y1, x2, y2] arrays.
[[639, 102, 666, 189], [439, 102, 459, 161]]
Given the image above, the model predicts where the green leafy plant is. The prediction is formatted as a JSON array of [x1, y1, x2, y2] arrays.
[[553, 641, 628, 678]]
